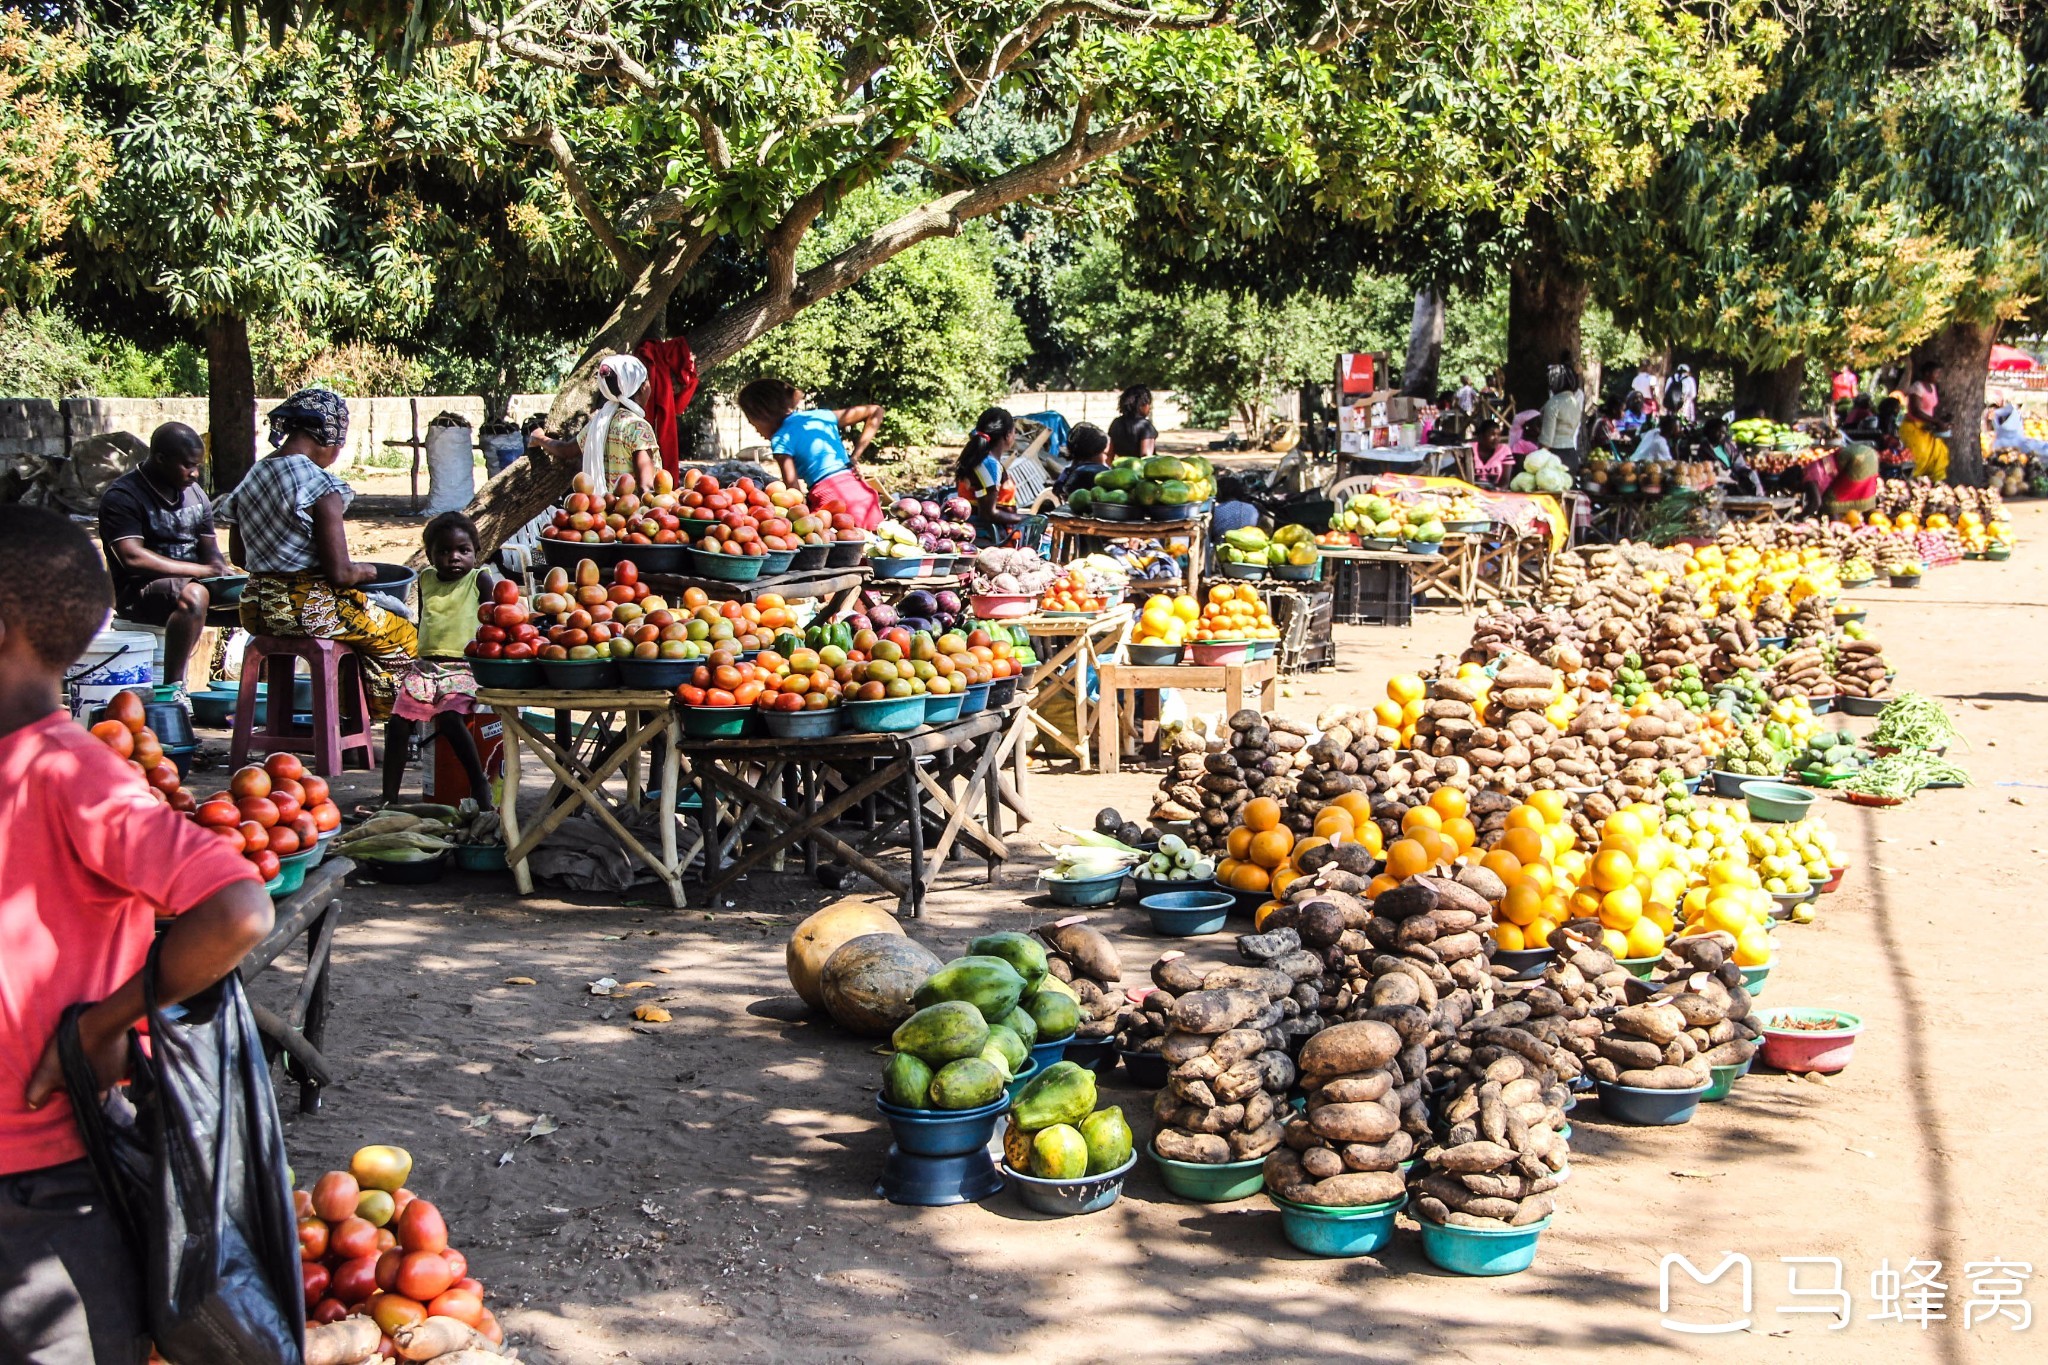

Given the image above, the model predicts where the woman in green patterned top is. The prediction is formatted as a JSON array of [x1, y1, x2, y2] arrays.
[[529, 355, 661, 490]]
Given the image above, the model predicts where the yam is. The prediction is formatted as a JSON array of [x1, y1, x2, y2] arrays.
[[308, 1319, 385, 1365], [1298, 1020, 1403, 1080], [1169, 988, 1266, 1034], [1304, 1171, 1407, 1207], [1437, 1140, 1516, 1174], [1307, 1101, 1400, 1144], [1317, 1072, 1393, 1104]]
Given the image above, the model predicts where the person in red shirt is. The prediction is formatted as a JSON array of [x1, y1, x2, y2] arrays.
[[0, 505, 274, 1365]]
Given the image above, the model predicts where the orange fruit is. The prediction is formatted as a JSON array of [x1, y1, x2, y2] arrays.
[[1272, 865, 1302, 896], [1290, 835, 1328, 866], [1313, 808, 1356, 840], [1481, 848, 1523, 881], [1527, 916, 1559, 948], [1254, 899, 1285, 930], [1373, 700, 1404, 728], [1248, 828, 1295, 869], [1428, 788, 1469, 821], [1351, 821, 1385, 857], [1386, 838, 1431, 879], [1332, 792, 1374, 826], [1226, 827, 1254, 860], [1228, 861, 1271, 893], [1519, 861, 1556, 895], [1591, 849, 1636, 893], [1366, 872, 1403, 899], [1501, 880, 1542, 926], [1493, 922, 1526, 951], [1441, 816, 1476, 852], [1215, 856, 1241, 884], [1499, 827, 1545, 866], [1401, 806, 1443, 837], [1388, 674, 1424, 704], [1243, 797, 1282, 833], [1528, 790, 1568, 824]]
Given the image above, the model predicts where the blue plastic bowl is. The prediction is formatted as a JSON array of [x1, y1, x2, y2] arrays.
[[1058, 1036, 1119, 1077], [958, 681, 993, 715], [1711, 769, 1769, 798], [1493, 947, 1556, 981], [843, 695, 927, 733], [1152, 1146, 1266, 1202], [923, 691, 965, 725], [874, 1145, 1003, 1207], [1594, 1078, 1711, 1125], [1029, 1035, 1073, 1072], [1119, 1048, 1167, 1088], [870, 556, 923, 579], [1042, 870, 1124, 907], [1745, 781, 1817, 823], [1002, 1152, 1137, 1216], [1001, 1055, 1042, 1103], [763, 706, 840, 738], [1141, 890, 1235, 936], [1270, 1195, 1405, 1258], [874, 1093, 1009, 1157], [1419, 1216, 1552, 1276]]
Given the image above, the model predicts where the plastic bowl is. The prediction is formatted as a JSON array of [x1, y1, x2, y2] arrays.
[[870, 556, 923, 579], [1711, 769, 1771, 798], [1000, 1055, 1043, 1104], [1758, 1008, 1863, 1074], [825, 539, 867, 568], [1119, 1048, 1168, 1088], [1216, 562, 1267, 580], [874, 1092, 1011, 1157], [1041, 870, 1123, 907], [357, 851, 450, 885], [1493, 947, 1556, 981], [270, 848, 317, 897], [1418, 1216, 1552, 1276], [762, 706, 840, 739], [1889, 574, 1922, 588], [539, 657, 621, 690], [786, 542, 830, 573], [1219, 884, 1271, 917], [615, 656, 698, 690], [1269, 562, 1318, 581], [468, 657, 540, 690], [1820, 865, 1848, 894], [971, 592, 1036, 619], [1271, 1195, 1405, 1258], [612, 545, 689, 575], [1617, 954, 1663, 980], [1151, 1146, 1266, 1203], [1126, 642, 1185, 666], [189, 686, 240, 728], [687, 548, 768, 582], [1130, 873, 1216, 905], [453, 842, 509, 872], [1141, 890, 1235, 937], [1740, 960, 1773, 996], [539, 539, 629, 572], [986, 676, 1020, 708], [1594, 1079, 1710, 1126], [842, 695, 927, 734], [361, 561, 420, 597], [194, 572, 249, 606], [1190, 640, 1251, 666], [758, 547, 797, 576], [1746, 781, 1817, 822], [957, 681, 993, 715], [1027, 1035, 1073, 1073], [1837, 693, 1888, 716], [1059, 1036, 1118, 1077], [923, 692, 965, 725], [680, 705, 752, 738], [874, 1145, 1003, 1207], [1703, 1057, 1753, 1102], [1001, 1151, 1137, 1216]]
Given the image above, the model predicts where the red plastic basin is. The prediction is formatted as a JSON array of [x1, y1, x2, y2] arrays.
[[1758, 1008, 1863, 1074]]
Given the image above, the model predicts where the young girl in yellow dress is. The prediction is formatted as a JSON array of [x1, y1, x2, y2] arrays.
[[383, 512, 495, 805]]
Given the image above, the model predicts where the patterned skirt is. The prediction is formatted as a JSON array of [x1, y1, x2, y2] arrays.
[[240, 572, 418, 720]]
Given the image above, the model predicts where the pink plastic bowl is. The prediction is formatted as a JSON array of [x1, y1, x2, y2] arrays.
[[1758, 1008, 1864, 1074]]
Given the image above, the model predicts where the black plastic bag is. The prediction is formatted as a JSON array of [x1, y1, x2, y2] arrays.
[[59, 942, 305, 1365]]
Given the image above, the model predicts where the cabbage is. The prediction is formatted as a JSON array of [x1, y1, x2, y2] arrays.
[[1526, 451, 1559, 473], [1535, 468, 1571, 493], [1509, 473, 1537, 492]]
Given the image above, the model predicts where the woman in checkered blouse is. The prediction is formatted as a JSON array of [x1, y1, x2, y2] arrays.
[[213, 388, 417, 718]]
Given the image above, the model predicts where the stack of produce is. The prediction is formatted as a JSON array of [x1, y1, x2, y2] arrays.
[[883, 938, 1077, 1108], [1154, 709, 1309, 852], [1037, 568, 1109, 613], [1869, 692, 1959, 752], [1410, 1027, 1574, 1231], [1497, 935, 1631, 1079], [1263, 1021, 1410, 1206], [82, 690, 189, 812], [1558, 695, 1709, 806], [970, 547, 1061, 599], [295, 1145, 504, 1357], [1133, 592, 1200, 649], [539, 469, 699, 547], [1145, 954, 1304, 1164], [865, 586, 968, 639], [1713, 723, 1787, 778], [1067, 454, 1215, 515], [1585, 993, 1713, 1092], [1788, 731, 1867, 785], [1785, 594, 1836, 647], [1035, 919, 1123, 1041], [1703, 609, 1765, 680], [866, 518, 927, 563], [888, 495, 977, 556], [176, 754, 343, 883], [1830, 637, 1892, 700], [1610, 652, 1652, 706], [1763, 643, 1831, 700], [1191, 582, 1280, 641], [1000, 1064, 1132, 1180]]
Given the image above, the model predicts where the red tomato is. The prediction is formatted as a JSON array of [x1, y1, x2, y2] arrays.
[[299, 775, 331, 807], [309, 1297, 349, 1325], [268, 826, 301, 857], [230, 766, 272, 800], [237, 796, 280, 828], [476, 625, 508, 645], [293, 1189, 314, 1219], [375, 1248, 403, 1292], [492, 604, 527, 628], [394, 1199, 448, 1254], [105, 691, 147, 734], [427, 1286, 485, 1328], [444, 1249, 468, 1281], [290, 813, 319, 845], [328, 1214, 378, 1262], [90, 720, 135, 759], [394, 1250, 454, 1302], [706, 688, 736, 707], [492, 579, 521, 605], [298, 1216, 329, 1261], [373, 1227, 397, 1253], [312, 1171, 360, 1223], [369, 1291, 427, 1336], [676, 685, 707, 706], [312, 802, 341, 833], [389, 1188, 416, 1218], [503, 641, 535, 659], [168, 788, 197, 813], [301, 1260, 330, 1304], [146, 763, 182, 794], [238, 821, 269, 854], [209, 825, 246, 853], [269, 789, 304, 826], [252, 849, 281, 882], [263, 753, 306, 784], [330, 1253, 380, 1305]]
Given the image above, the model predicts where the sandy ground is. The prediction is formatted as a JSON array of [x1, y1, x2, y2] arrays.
[[229, 492, 2048, 1363]]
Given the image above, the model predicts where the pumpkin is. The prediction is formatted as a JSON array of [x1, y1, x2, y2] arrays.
[[786, 898, 903, 1011], [819, 934, 943, 1036]]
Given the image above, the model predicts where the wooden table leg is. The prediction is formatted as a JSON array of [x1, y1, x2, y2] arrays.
[[1097, 664, 1122, 774], [1223, 662, 1246, 715], [903, 754, 926, 917], [497, 706, 532, 895], [657, 711, 683, 907], [1261, 662, 1279, 710]]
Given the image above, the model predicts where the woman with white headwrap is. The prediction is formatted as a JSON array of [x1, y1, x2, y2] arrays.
[[530, 354, 661, 490]]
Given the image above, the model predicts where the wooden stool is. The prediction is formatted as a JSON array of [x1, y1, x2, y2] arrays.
[[230, 636, 379, 776]]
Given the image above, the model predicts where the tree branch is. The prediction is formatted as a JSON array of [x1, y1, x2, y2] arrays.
[[463, 13, 657, 94], [512, 123, 642, 274]]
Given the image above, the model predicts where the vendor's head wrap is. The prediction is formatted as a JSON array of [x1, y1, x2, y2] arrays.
[[268, 386, 350, 449], [578, 354, 651, 485]]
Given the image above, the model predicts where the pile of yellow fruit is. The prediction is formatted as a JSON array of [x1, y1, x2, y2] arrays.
[[1221, 793, 1386, 905], [1134, 593, 1200, 647], [1192, 583, 1279, 642], [1681, 544, 1839, 618], [1480, 792, 1582, 955], [1367, 665, 1576, 750], [1957, 511, 2014, 553]]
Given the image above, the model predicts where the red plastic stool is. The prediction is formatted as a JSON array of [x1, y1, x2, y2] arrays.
[[230, 636, 379, 776]]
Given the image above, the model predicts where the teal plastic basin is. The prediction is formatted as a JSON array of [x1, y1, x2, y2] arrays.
[[1418, 1216, 1552, 1276], [1745, 781, 1818, 823], [1271, 1195, 1405, 1257], [1151, 1146, 1265, 1203], [843, 695, 926, 733]]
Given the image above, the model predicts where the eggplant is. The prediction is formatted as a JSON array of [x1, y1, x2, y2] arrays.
[[935, 590, 962, 615], [901, 590, 938, 617], [867, 604, 899, 628]]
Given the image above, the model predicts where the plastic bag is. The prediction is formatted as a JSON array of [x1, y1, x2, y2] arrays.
[[59, 941, 306, 1365]]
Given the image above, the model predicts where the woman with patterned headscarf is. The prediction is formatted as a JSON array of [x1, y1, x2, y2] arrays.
[[213, 387, 417, 722]]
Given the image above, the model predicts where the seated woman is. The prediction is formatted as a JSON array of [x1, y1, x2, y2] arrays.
[[1587, 400, 1624, 456], [735, 377, 887, 530], [1053, 423, 1111, 498], [1825, 441, 1881, 519], [955, 408, 1027, 547], [1901, 362, 1948, 480], [212, 387, 416, 724]]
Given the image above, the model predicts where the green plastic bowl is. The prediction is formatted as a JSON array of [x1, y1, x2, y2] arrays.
[[1271, 1195, 1405, 1258], [454, 842, 509, 872], [1703, 1057, 1753, 1102], [680, 704, 752, 738], [685, 547, 767, 582], [1618, 954, 1663, 980], [762, 706, 839, 738], [469, 657, 541, 690], [843, 695, 927, 733], [1151, 1146, 1265, 1203], [1745, 781, 1818, 822], [1418, 1216, 1551, 1276], [270, 848, 316, 897], [1740, 960, 1773, 996]]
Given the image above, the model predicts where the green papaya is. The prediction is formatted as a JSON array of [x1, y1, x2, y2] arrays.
[[881, 1052, 933, 1108], [1135, 479, 1161, 506], [927, 1057, 1005, 1110], [1029, 1124, 1090, 1179], [1095, 465, 1138, 493], [1157, 478, 1191, 505], [911, 956, 1027, 1021], [1008, 1060, 1097, 1132], [966, 932, 1049, 989], [1033, 974, 1080, 1004], [1142, 455, 1190, 482], [1002, 1117, 1035, 1171], [1080, 1106, 1134, 1175], [1023, 988, 1080, 1042], [1000, 1006, 1039, 1048], [891, 1000, 989, 1065], [1223, 526, 1270, 554], [977, 1041, 1014, 1081], [983, 1024, 1029, 1074]]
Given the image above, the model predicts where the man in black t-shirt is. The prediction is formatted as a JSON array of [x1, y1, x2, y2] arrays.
[[96, 423, 227, 688]]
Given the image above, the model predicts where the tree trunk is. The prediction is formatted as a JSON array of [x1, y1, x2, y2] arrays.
[[205, 314, 255, 492], [1731, 358, 1805, 422], [1505, 217, 1586, 414], [1402, 285, 1444, 397], [1913, 318, 1998, 486]]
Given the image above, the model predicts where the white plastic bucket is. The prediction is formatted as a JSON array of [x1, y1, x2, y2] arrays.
[[66, 628, 159, 719]]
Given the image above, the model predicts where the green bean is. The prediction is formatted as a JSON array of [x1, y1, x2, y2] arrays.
[[1870, 691, 1960, 751]]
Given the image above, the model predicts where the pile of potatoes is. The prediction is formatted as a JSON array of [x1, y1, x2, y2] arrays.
[[1559, 696, 1710, 808], [1584, 934, 1760, 1088], [1495, 932, 1633, 1078], [1705, 601, 1767, 678], [1152, 709, 1315, 851], [1264, 1021, 1411, 1206], [1145, 955, 1308, 1165], [1764, 644, 1832, 702], [1411, 1036, 1573, 1231], [1037, 919, 1123, 1040]]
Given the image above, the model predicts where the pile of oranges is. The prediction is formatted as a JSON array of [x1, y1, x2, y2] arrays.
[[1217, 793, 1383, 902], [1367, 787, 1478, 897], [1192, 583, 1279, 642], [1483, 798, 1687, 961]]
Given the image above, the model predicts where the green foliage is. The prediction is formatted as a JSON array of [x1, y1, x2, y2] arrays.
[[0, 16, 111, 307], [717, 190, 1026, 444], [0, 308, 203, 397]]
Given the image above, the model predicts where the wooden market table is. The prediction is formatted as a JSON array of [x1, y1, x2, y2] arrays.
[[1009, 606, 1132, 770], [677, 704, 1029, 918], [244, 856, 352, 1114], [1095, 655, 1279, 774], [1044, 513, 1206, 595], [1722, 495, 1802, 525], [475, 687, 690, 907], [1404, 534, 1483, 611], [1339, 443, 1476, 482]]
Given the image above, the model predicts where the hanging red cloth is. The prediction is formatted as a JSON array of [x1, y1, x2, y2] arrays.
[[632, 337, 700, 478]]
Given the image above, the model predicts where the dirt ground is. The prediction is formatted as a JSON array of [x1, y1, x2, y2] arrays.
[[233, 488, 2048, 1363]]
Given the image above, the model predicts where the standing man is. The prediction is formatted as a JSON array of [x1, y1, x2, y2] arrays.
[[1631, 360, 1663, 413], [95, 422, 227, 693], [1831, 363, 1859, 407], [1453, 375, 1478, 414]]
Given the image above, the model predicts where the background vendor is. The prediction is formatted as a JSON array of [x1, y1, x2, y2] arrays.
[[96, 422, 226, 691], [1052, 423, 1111, 498], [1108, 386, 1159, 460], [955, 407, 1026, 546], [528, 354, 662, 492], [1902, 360, 1948, 480], [736, 377, 886, 530]]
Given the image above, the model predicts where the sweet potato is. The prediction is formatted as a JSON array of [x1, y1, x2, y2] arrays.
[[307, 1318, 383, 1365], [396, 1315, 503, 1360], [1298, 1020, 1402, 1080]]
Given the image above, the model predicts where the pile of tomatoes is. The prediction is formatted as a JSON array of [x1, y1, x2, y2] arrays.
[[463, 578, 539, 661], [298, 1144, 501, 1352], [191, 755, 342, 883], [88, 690, 190, 809], [676, 471, 798, 558], [674, 651, 776, 708], [1038, 570, 1109, 613], [540, 469, 691, 546]]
